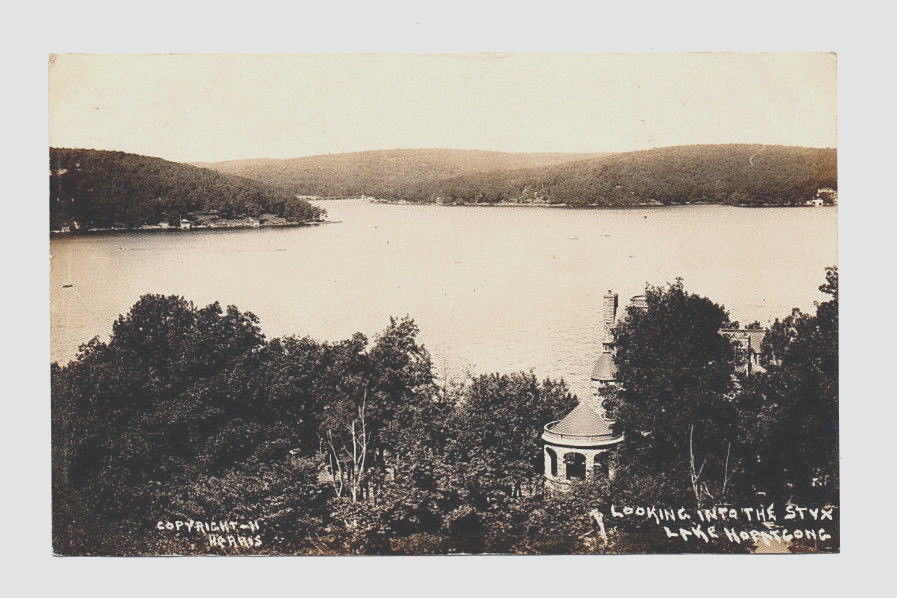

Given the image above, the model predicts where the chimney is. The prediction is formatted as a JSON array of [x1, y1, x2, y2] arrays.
[[602, 291, 618, 351]]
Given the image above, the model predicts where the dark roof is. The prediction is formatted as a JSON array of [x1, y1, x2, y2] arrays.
[[590, 351, 617, 381], [551, 400, 615, 437]]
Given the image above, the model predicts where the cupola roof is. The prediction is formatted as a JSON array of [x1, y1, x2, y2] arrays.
[[590, 351, 617, 382]]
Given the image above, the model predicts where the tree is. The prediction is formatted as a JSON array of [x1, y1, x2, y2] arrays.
[[155, 456, 330, 555], [54, 273, 839, 555], [736, 267, 838, 504], [605, 280, 739, 507], [316, 317, 440, 504], [450, 372, 577, 500], [52, 295, 274, 553], [366, 316, 440, 459]]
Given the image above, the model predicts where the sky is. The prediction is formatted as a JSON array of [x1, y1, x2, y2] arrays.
[[49, 53, 836, 163]]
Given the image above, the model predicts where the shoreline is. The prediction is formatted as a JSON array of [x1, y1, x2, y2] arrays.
[[50, 219, 331, 238], [368, 198, 837, 210], [50, 198, 838, 237]]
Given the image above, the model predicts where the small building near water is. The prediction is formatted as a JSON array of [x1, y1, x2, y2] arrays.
[[816, 187, 838, 205]]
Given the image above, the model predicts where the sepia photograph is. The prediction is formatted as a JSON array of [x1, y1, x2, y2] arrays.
[[48, 52, 839, 557]]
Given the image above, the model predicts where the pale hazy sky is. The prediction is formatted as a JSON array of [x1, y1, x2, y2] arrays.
[[49, 53, 836, 163]]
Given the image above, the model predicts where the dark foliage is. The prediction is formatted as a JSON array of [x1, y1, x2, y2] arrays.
[[607, 280, 738, 480], [50, 148, 324, 230], [52, 296, 575, 554], [736, 267, 838, 506], [599, 271, 838, 553], [52, 270, 838, 555], [201, 145, 836, 207], [198, 149, 602, 199]]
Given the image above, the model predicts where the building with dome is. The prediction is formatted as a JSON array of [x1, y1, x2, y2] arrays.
[[542, 291, 644, 490]]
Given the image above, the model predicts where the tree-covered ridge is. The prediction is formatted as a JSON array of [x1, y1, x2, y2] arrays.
[[196, 149, 605, 198], [545, 144, 836, 207], [50, 148, 325, 230], [200, 145, 836, 207], [52, 268, 838, 555]]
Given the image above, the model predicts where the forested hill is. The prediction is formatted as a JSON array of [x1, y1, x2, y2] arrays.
[[196, 149, 603, 199], [467, 144, 837, 207], [50, 148, 324, 230], [200, 145, 836, 207]]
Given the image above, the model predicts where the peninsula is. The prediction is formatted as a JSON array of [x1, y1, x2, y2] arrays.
[[50, 148, 325, 233]]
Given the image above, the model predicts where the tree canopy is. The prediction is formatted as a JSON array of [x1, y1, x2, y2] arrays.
[[52, 297, 576, 554], [50, 148, 324, 230], [53, 269, 838, 555], [736, 267, 839, 506], [605, 280, 739, 506]]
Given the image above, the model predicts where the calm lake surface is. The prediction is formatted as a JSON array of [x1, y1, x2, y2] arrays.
[[50, 200, 837, 400]]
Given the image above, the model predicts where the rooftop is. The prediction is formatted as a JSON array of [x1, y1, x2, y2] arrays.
[[590, 351, 617, 381], [542, 399, 623, 447]]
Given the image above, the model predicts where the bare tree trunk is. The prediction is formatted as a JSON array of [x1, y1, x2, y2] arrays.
[[348, 389, 368, 502], [326, 430, 344, 498], [323, 388, 370, 503], [721, 441, 733, 496], [350, 419, 358, 502], [689, 425, 707, 509]]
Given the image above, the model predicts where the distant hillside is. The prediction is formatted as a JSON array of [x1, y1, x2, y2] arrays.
[[50, 148, 324, 230], [197, 149, 603, 198], [201, 145, 836, 207], [493, 144, 838, 207]]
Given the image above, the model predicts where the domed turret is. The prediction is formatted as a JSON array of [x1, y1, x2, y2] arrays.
[[591, 291, 620, 395], [542, 290, 624, 491], [542, 398, 624, 490], [591, 352, 617, 385]]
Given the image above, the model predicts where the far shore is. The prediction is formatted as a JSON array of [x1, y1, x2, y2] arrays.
[[367, 198, 837, 209], [51, 195, 837, 237], [51, 219, 330, 238]]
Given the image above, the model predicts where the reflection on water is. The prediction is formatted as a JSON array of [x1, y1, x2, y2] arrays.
[[51, 200, 837, 400]]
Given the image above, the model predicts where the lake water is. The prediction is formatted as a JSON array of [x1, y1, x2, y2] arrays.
[[50, 200, 837, 400]]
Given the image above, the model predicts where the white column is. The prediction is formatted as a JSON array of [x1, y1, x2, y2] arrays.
[[584, 449, 595, 478]]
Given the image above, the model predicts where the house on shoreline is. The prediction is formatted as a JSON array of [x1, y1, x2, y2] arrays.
[[816, 187, 838, 205]]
